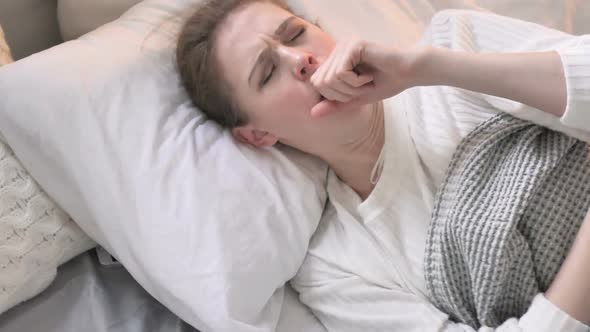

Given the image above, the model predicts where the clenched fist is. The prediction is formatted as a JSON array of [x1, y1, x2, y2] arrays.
[[310, 39, 428, 118]]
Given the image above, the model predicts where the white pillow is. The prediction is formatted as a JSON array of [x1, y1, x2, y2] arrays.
[[0, 0, 328, 330]]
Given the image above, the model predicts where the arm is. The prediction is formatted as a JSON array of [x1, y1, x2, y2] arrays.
[[415, 10, 590, 138], [311, 10, 590, 141], [413, 48, 566, 118], [545, 209, 590, 325]]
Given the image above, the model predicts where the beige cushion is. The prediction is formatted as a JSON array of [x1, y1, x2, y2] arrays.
[[0, 26, 12, 66], [0, 0, 62, 60], [57, 0, 143, 40]]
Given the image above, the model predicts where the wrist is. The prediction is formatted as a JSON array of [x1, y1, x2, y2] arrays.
[[404, 45, 445, 87]]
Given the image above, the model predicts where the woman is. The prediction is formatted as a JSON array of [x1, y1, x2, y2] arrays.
[[176, 0, 590, 331]]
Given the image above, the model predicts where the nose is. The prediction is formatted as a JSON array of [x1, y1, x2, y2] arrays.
[[277, 45, 317, 81]]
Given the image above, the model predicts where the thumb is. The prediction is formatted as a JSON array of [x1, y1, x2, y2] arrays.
[[310, 99, 339, 118], [310, 96, 371, 119]]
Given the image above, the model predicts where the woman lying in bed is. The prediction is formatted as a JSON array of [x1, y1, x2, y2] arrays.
[[176, 0, 590, 331]]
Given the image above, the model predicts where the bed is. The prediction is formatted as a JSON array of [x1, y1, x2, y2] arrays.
[[0, 1, 589, 332]]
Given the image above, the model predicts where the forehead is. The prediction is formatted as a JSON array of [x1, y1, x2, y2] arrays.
[[215, 2, 292, 75], [217, 1, 291, 48]]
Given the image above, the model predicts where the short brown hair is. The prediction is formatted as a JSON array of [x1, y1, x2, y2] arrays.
[[176, 0, 290, 128]]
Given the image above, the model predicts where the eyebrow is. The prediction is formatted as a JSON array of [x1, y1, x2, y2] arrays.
[[247, 16, 297, 87]]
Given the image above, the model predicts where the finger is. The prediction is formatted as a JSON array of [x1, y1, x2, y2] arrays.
[[319, 88, 353, 103], [315, 67, 365, 101], [317, 47, 349, 95], [338, 71, 374, 88], [311, 100, 359, 118], [311, 99, 339, 118], [311, 41, 342, 85], [336, 79, 376, 99], [311, 94, 371, 118], [329, 78, 360, 96]]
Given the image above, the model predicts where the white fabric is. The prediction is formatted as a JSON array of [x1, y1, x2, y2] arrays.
[[291, 10, 590, 332], [0, 1, 329, 331]]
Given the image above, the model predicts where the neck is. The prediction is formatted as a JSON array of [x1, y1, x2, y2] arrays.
[[317, 102, 385, 200]]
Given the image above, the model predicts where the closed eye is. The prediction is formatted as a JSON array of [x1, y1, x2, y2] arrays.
[[288, 28, 305, 43], [261, 64, 275, 87], [260, 27, 305, 88]]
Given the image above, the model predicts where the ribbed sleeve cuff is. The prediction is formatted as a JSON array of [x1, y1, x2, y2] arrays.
[[557, 45, 590, 132], [519, 294, 589, 332]]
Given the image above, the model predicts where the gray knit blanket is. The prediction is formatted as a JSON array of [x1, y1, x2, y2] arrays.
[[424, 113, 590, 328]]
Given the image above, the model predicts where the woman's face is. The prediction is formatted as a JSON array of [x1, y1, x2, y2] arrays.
[[215, 1, 339, 149]]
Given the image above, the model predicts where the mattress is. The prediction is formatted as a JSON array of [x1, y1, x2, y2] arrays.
[[0, 250, 323, 332]]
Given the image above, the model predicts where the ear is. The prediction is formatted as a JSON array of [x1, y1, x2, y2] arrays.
[[232, 126, 279, 148]]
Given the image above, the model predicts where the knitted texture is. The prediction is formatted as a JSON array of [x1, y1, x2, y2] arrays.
[[425, 113, 590, 328], [0, 27, 96, 314]]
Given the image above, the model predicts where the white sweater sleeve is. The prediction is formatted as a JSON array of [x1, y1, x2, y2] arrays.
[[559, 44, 590, 133], [426, 9, 590, 142], [293, 254, 588, 332]]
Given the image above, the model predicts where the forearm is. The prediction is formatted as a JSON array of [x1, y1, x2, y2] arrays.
[[545, 209, 590, 325], [414, 47, 567, 118]]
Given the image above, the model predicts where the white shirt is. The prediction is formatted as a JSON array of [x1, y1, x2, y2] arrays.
[[291, 10, 590, 332]]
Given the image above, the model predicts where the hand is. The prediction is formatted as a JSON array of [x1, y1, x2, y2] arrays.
[[310, 39, 427, 118]]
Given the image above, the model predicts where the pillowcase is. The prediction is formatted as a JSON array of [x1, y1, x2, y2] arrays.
[[0, 1, 328, 331], [0, 24, 96, 315]]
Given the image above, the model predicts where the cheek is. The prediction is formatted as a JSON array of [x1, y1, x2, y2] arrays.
[[282, 85, 308, 103], [258, 85, 314, 130], [269, 86, 310, 118]]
